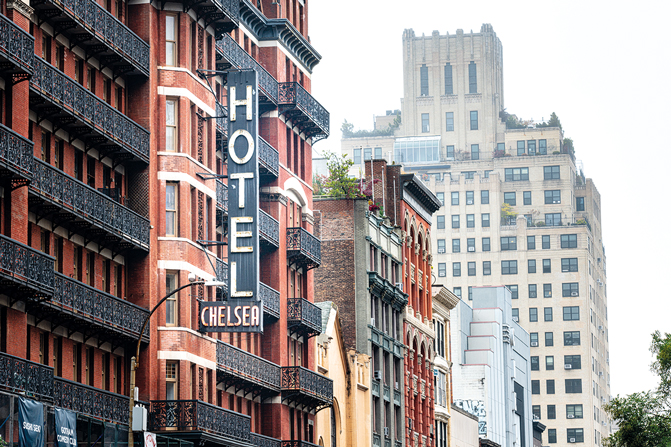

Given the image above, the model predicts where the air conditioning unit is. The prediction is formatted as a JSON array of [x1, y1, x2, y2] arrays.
[[553, 200, 560, 204], [438, 248, 446, 254], [395, 381, 399, 390], [468, 247, 475, 252], [371, 318, 375, 327], [396, 283, 403, 292], [571, 292, 579, 297], [565, 364, 573, 369], [567, 414, 575, 419], [513, 316, 519, 323], [569, 438, 576, 443], [599, 372, 604, 377], [374, 370, 382, 381], [531, 341, 538, 347], [467, 200, 474, 205], [384, 427, 390, 437], [598, 325, 603, 331]]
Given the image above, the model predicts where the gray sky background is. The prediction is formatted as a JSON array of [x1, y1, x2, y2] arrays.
[[308, 0, 671, 397]]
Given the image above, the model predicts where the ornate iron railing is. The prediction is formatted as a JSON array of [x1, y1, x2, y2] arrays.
[[216, 104, 228, 137], [216, 341, 281, 391], [30, 56, 150, 163], [251, 433, 281, 447], [0, 352, 54, 400], [33, 0, 149, 75], [259, 209, 279, 248], [0, 13, 34, 74], [281, 441, 320, 447], [259, 282, 280, 319], [0, 123, 34, 180], [54, 377, 129, 425], [216, 34, 278, 105], [212, 0, 239, 27], [216, 179, 228, 214], [51, 272, 150, 341], [281, 366, 333, 405], [258, 137, 279, 179], [216, 258, 228, 284], [278, 82, 329, 141], [0, 233, 55, 295], [287, 298, 322, 336], [150, 400, 250, 442], [286, 227, 321, 269], [31, 158, 150, 250]]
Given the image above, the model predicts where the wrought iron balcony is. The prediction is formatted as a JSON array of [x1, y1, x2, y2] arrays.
[[28, 273, 150, 345], [0, 351, 54, 401], [30, 159, 150, 252], [0, 13, 34, 77], [0, 123, 34, 184], [215, 179, 228, 222], [216, 33, 278, 110], [251, 433, 281, 447], [0, 233, 55, 299], [31, 0, 149, 77], [259, 209, 279, 250], [259, 137, 279, 181], [216, 341, 280, 397], [281, 366, 333, 412], [30, 56, 150, 164], [260, 282, 280, 320], [279, 82, 329, 142], [150, 400, 250, 444], [216, 257, 228, 285], [368, 271, 408, 311], [286, 227, 321, 270], [54, 377, 129, 425], [215, 104, 228, 138], [282, 441, 320, 447], [287, 297, 322, 339]]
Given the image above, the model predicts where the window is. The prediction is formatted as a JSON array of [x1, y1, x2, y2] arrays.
[[529, 284, 537, 298], [471, 144, 479, 160], [438, 263, 446, 277], [452, 239, 460, 253], [545, 190, 561, 204], [453, 287, 462, 298], [531, 380, 540, 394], [545, 357, 555, 372], [452, 215, 460, 229], [576, 197, 585, 212], [506, 285, 518, 299], [166, 272, 178, 325], [166, 98, 178, 151], [544, 165, 560, 180], [563, 283, 579, 297], [548, 429, 557, 444], [545, 332, 554, 347], [531, 356, 539, 371], [505, 167, 529, 182], [544, 284, 552, 298], [435, 320, 446, 358], [481, 190, 489, 204], [467, 238, 475, 251], [512, 308, 519, 321], [502, 260, 517, 275], [420, 64, 429, 96], [451, 192, 459, 205], [437, 216, 445, 229], [504, 192, 516, 206], [566, 404, 583, 418], [166, 15, 177, 66], [547, 404, 556, 419], [374, 147, 382, 159], [421, 113, 430, 133], [363, 147, 372, 161], [542, 235, 550, 249], [545, 213, 562, 226], [166, 182, 178, 236], [562, 258, 579, 272], [468, 62, 477, 93], [485, 169, 493, 178], [528, 236, 536, 250], [533, 406, 541, 420], [446, 112, 454, 131], [567, 428, 584, 442], [517, 141, 525, 156], [529, 308, 538, 322], [482, 237, 490, 252], [353, 148, 362, 164], [483, 261, 491, 276], [543, 259, 551, 273], [445, 63, 453, 95], [453, 262, 461, 277], [437, 239, 446, 253], [528, 259, 536, 273], [564, 331, 580, 346], [530, 332, 538, 345], [524, 191, 531, 205], [563, 307, 580, 321], [501, 237, 517, 251], [470, 111, 478, 130], [437, 192, 445, 206], [561, 234, 578, 248], [482, 213, 490, 227], [166, 361, 178, 399], [547, 380, 555, 394], [544, 306, 553, 321], [468, 262, 476, 276], [466, 214, 475, 228], [466, 191, 474, 205], [446, 145, 455, 159], [565, 355, 581, 370], [528, 140, 537, 155], [468, 287, 473, 301], [462, 171, 476, 179]]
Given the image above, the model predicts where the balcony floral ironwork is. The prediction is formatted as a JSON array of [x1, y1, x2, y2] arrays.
[[150, 400, 250, 444], [0, 123, 34, 184], [281, 366, 333, 413], [54, 377, 129, 425], [252, 433, 281, 447], [368, 271, 408, 311], [30, 56, 150, 164], [260, 282, 280, 320], [0, 13, 34, 78], [31, 0, 149, 77], [0, 233, 55, 299], [216, 341, 281, 397], [278, 82, 329, 142], [259, 209, 279, 250], [286, 227, 321, 270], [282, 441, 320, 447], [0, 352, 54, 401], [215, 104, 228, 138], [259, 137, 279, 181], [30, 159, 150, 252], [287, 297, 322, 339], [184, 0, 239, 38]]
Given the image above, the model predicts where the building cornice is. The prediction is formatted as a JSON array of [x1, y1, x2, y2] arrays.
[[433, 285, 460, 310]]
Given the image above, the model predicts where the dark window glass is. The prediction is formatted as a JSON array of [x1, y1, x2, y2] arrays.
[[539, 140, 547, 155], [528, 140, 536, 155], [528, 259, 536, 273], [531, 356, 539, 371], [422, 113, 430, 133], [531, 380, 540, 394], [447, 145, 455, 159], [576, 197, 585, 211], [468, 61, 477, 93], [446, 112, 454, 131], [544, 165, 560, 180], [528, 236, 536, 250], [565, 379, 582, 394], [542, 235, 550, 249], [482, 213, 490, 227], [562, 283, 580, 297], [548, 429, 557, 444], [506, 285, 518, 299], [452, 239, 460, 253], [502, 260, 517, 275], [547, 380, 555, 394], [564, 331, 580, 346], [466, 191, 474, 204], [524, 191, 532, 205], [501, 237, 517, 251], [565, 355, 581, 370], [468, 262, 476, 276], [566, 404, 583, 419], [545, 213, 562, 226], [504, 192, 516, 206], [529, 308, 538, 322], [544, 284, 552, 298], [567, 428, 584, 443], [544, 306, 553, 321], [452, 215, 460, 228], [505, 167, 529, 181], [543, 259, 551, 273], [471, 144, 479, 160], [563, 307, 580, 321], [445, 63, 453, 95], [545, 190, 561, 204], [466, 214, 475, 228], [420, 64, 429, 96], [481, 190, 489, 204], [483, 261, 491, 276], [438, 263, 446, 277], [562, 258, 579, 272], [470, 111, 478, 130], [453, 262, 461, 277], [467, 238, 475, 251], [353, 148, 362, 164], [561, 234, 578, 248], [437, 216, 445, 229], [482, 237, 491, 252], [451, 192, 459, 205], [517, 141, 525, 156], [545, 332, 554, 347], [529, 284, 537, 298], [363, 147, 372, 161]]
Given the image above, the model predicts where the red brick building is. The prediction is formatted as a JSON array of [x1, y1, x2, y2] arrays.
[[0, 0, 330, 444]]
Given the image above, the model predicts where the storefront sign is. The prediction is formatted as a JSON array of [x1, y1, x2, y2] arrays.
[[54, 408, 77, 447], [18, 398, 43, 447], [199, 299, 263, 333]]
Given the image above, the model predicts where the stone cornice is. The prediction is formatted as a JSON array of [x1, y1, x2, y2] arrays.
[[433, 285, 460, 310], [7, 0, 33, 19]]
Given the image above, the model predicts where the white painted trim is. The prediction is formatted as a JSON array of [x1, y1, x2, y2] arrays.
[[158, 84, 216, 116], [158, 260, 217, 280], [157, 237, 217, 257], [157, 170, 215, 199], [157, 347, 217, 370]]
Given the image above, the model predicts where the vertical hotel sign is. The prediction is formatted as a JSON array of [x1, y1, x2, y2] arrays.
[[199, 70, 263, 333]]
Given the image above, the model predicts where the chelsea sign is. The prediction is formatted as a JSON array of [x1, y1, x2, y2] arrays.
[[199, 70, 263, 333]]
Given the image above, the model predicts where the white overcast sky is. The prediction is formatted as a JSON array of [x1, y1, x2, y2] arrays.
[[308, 0, 671, 397]]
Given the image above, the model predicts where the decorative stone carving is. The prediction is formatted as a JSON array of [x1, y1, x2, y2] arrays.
[[7, 0, 33, 18]]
